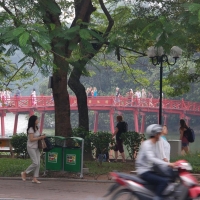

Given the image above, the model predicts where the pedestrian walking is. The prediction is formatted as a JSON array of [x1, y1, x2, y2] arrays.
[[126, 89, 133, 106], [180, 119, 189, 155], [21, 115, 46, 184], [87, 87, 93, 97], [135, 90, 141, 105], [15, 87, 21, 97], [115, 87, 120, 104], [112, 115, 126, 162], [5, 89, 11, 106], [31, 88, 37, 106]]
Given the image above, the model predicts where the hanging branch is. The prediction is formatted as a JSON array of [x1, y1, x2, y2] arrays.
[[98, 0, 114, 38]]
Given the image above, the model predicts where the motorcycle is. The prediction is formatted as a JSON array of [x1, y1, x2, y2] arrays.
[[104, 160, 200, 200]]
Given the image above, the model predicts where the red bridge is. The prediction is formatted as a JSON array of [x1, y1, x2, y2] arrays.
[[0, 95, 199, 136]]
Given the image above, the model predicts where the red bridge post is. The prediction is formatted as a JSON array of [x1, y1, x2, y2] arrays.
[[134, 111, 139, 132], [109, 110, 115, 133], [180, 112, 185, 120], [1, 112, 5, 136], [13, 113, 19, 135], [29, 110, 34, 116], [93, 111, 99, 133], [185, 116, 190, 126], [140, 112, 146, 134]]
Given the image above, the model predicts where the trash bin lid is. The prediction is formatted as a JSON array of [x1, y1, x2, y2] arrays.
[[47, 136, 65, 140], [66, 137, 83, 141]]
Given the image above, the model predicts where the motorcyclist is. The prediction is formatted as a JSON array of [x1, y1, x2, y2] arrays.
[[136, 124, 175, 200]]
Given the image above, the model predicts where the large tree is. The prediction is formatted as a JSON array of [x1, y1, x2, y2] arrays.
[[0, 0, 116, 136]]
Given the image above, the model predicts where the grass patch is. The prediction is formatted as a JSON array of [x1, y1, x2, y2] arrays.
[[0, 158, 134, 177], [171, 152, 200, 173], [84, 161, 135, 176], [0, 158, 45, 177]]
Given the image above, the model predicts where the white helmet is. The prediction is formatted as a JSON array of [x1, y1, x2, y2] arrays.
[[146, 124, 163, 137]]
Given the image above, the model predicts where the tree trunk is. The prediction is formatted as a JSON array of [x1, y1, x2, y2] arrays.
[[52, 55, 72, 137], [68, 66, 93, 160], [68, 67, 89, 131]]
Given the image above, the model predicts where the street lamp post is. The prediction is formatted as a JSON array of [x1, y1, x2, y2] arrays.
[[147, 46, 182, 125]]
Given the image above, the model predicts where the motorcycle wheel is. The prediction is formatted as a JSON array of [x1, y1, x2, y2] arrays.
[[111, 189, 139, 200]]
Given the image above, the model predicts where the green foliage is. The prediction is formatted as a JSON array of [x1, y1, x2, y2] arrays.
[[72, 128, 92, 154], [11, 133, 27, 158], [0, 54, 35, 90], [90, 131, 114, 153], [89, 131, 115, 163], [121, 132, 146, 160]]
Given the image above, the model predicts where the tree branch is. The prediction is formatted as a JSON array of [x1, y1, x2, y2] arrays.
[[118, 46, 146, 56], [0, 1, 20, 26], [71, 0, 92, 27], [98, 0, 114, 37], [5, 63, 27, 87]]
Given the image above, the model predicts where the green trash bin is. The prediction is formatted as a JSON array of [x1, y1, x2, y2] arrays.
[[63, 137, 84, 178], [45, 136, 65, 171]]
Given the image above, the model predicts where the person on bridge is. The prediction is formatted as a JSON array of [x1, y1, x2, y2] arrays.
[[115, 87, 120, 104], [15, 87, 21, 97], [112, 115, 126, 163], [126, 89, 133, 106], [21, 115, 46, 184], [93, 87, 98, 97], [31, 88, 37, 106], [180, 119, 189, 155]]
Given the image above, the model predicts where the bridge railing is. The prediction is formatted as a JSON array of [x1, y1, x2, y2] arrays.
[[0, 96, 200, 112]]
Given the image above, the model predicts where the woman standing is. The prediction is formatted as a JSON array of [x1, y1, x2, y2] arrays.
[[155, 125, 171, 162], [21, 115, 45, 183], [180, 119, 189, 154]]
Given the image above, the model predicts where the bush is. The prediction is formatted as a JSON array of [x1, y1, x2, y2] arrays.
[[121, 131, 145, 160], [72, 128, 91, 149], [89, 131, 115, 164], [11, 133, 28, 158]]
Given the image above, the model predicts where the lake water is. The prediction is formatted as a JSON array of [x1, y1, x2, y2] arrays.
[[2, 114, 200, 153], [3, 113, 28, 136]]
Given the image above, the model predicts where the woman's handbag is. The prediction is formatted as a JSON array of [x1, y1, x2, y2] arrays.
[[43, 137, 53, 152], [38, 138, 47, 149]]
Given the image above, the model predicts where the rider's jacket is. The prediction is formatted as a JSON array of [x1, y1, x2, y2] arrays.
[[136, 139, 168, 175]]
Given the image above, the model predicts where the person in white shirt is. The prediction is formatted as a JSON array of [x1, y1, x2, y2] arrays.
[[136, 124, 174, 200], [155, 125, 170, 162], [21, 115, 45, 184], [31, 88, 37, 106], [135, 90, 141, 98]]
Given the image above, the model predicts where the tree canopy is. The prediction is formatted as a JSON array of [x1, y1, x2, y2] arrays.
[[0, 0, 200, 138]]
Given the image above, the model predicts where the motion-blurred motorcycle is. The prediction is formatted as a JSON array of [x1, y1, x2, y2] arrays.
[[104, 160, 200, 200]]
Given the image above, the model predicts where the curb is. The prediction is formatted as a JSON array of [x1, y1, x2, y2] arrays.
[[0, 177, 115, 183]]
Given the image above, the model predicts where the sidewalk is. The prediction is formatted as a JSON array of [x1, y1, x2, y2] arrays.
[[0, 178, 113, 200]]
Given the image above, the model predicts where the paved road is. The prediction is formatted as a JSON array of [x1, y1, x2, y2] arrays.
[[0, 179, 113, 200]]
